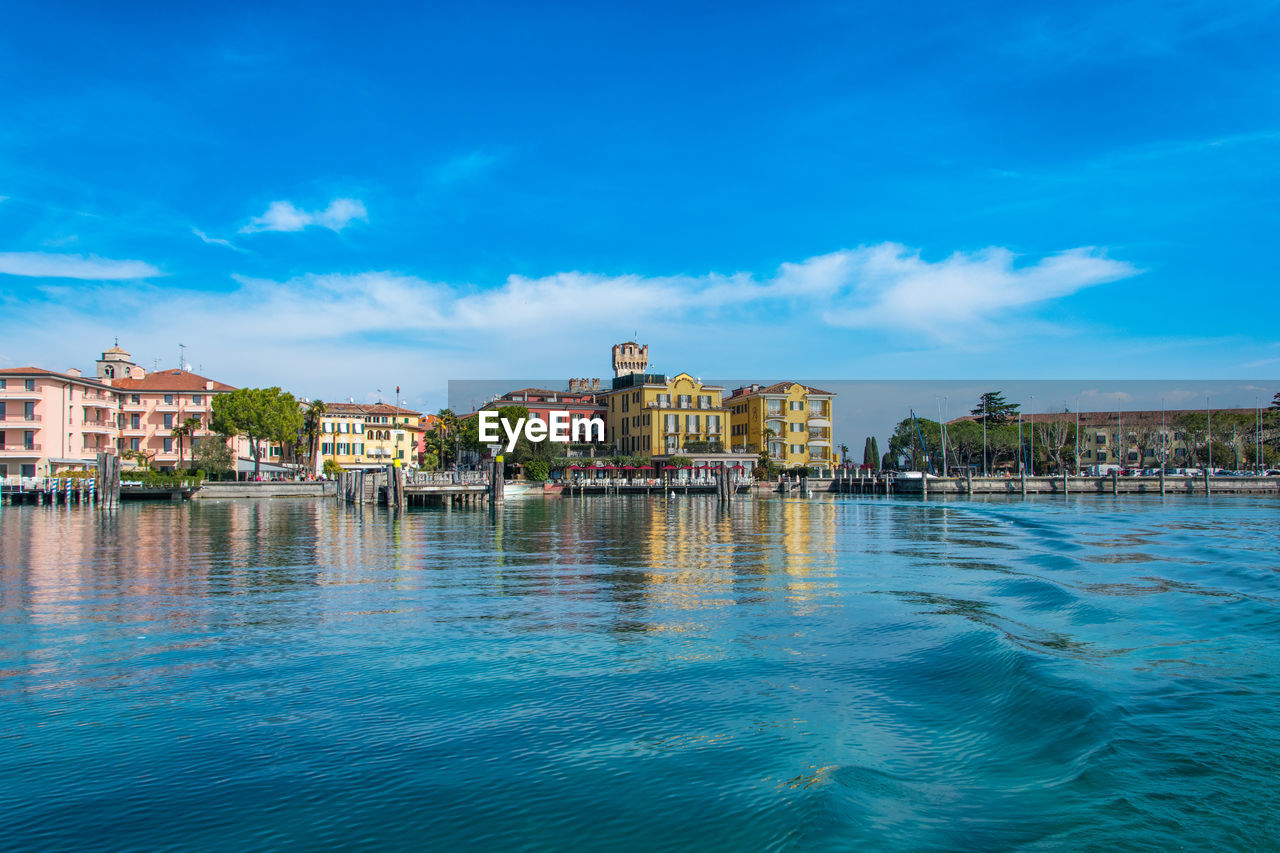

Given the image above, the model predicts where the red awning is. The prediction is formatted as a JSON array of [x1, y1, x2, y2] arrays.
[[662, 465, 678, 470], [731, 464, 745, 470]]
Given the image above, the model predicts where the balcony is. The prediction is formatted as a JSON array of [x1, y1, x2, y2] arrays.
[[82, 446, 117, 456], [82, 422, 115, 433], [81, 393, 116, 408], [0, 444, 41, 455], [808, 437, 832, 448], [0, 387, 43, 400], [2, 414, 42, 423], [121, 401, 147, 412]]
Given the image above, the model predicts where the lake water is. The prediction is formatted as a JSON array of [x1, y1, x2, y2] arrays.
[[2, 495, 1278, 851]]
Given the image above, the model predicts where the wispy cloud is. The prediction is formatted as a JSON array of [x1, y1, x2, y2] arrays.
[[192, 227, 245, 252], [0, 251, 162, 280], [25, 241, 1135, 344], [239, 198, 368, 234], [794, 244, 1139, 341]]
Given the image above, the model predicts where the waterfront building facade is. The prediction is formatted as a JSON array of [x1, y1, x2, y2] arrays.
[[945, 407, 1272, 471], [598, 372, 728, 457], [726, 382, 837, 475], [103, 350, 237, 471], [316, 402, 425, 472], [479, 387, 607, 438], [0, 367, 118, 477]]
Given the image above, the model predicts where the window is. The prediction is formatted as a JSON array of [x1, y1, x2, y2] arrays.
[[131, 394, 140, 404], [698, 395, 711, 409], [163, 413, 174, 429], [164, 394, 174, 405], [163, 437, 173, 452], [131, 414, 140, 429], [664, 414, 678, 432], [21, 464, 35, 478], [24, 402, 36, 420], [707, 415, 721, 433], [685, 414, 700, 433], [24, 430, 35, 448], [24, 379, 36, 391], [192, 394, 203, 404], [678, 394, 691, 409], [0, 379, 5, 389], [322, 442, 332, 455], [790, 444, 803, 454], [130, 438, 141, 451]]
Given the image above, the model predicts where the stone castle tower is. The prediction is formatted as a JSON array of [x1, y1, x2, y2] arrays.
[[611, 341, 648, 378]]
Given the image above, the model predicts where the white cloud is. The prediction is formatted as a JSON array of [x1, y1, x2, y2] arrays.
[[0, 241, 1158, 408], [0, 251, 162, 280], [192, 227, 244, 251], [802, 244, 1139, 342], [240, 197, 368, 234]]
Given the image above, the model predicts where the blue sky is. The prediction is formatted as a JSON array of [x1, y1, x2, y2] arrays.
[[1, 0, 1278, 412]]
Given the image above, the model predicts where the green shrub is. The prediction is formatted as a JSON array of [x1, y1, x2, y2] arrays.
[[525, 459, 549, 481]]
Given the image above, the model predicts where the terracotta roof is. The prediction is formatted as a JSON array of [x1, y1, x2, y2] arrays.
[[111, 369, 236, 392], [319, 401, 423, 416], [0, 366, 113, 388], [727, 381, 836, 399]]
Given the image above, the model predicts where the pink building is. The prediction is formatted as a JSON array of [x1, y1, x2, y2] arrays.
[[0, 343, 255, 479], [98, 345, 236, 470], [0, 367, 118, 478]]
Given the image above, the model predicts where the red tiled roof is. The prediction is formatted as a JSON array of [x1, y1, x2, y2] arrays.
[[112, 369, 236, 392], [0, 366, 113, 388], [319, 401, 423, 416], [727, 381, 836, 399]]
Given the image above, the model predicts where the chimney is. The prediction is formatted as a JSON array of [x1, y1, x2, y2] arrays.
[[205, 380, 214, 390], [591, 378, 600, 390], [66, 367, 82, 377], [130, 365, 145, 379]]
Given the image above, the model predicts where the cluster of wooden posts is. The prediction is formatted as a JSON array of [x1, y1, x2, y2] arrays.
[[336, 460, 504, 508]]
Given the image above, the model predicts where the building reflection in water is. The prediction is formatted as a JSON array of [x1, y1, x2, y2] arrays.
[[0, 496, 851, 690]]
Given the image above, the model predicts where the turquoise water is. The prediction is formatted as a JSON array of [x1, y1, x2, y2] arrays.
[[2, 495, 1278, 850]]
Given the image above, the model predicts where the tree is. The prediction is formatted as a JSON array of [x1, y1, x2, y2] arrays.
[[191, 435, 235, 477], [839, 443, 849, 467], [870, 437, 880, 470], [301, 401, 327, 473], [1033, 420, 1078, 474], [887, 416, 942, 472], [419, 452, 439, 472], [863, 437, 876, 468], [122, 447, 156, 470], [171, 416, 201, 469], [525, 459, 549, 481], [971, 391, 1020, 426], [322, 458, 343, 477], [212, 387, 304, 477]]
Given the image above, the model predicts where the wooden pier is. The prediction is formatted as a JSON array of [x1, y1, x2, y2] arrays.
[[815, 471, 1280, 497], [336, 467, 497, 508]]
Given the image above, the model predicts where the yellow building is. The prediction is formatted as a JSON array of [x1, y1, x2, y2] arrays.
[[316, 402, 423, 471], [598, 372, 727, 457], [725, 382, 837, 474]]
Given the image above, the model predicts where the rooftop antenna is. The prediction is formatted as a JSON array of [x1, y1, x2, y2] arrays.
[[376, 388, 383, 403], [179, 343, 187, 370]]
